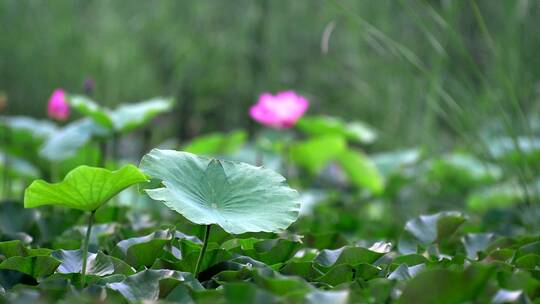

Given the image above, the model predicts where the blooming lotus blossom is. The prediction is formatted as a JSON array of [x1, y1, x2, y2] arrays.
[[249, 91, 309, 129], [47, 89, 70, 121]]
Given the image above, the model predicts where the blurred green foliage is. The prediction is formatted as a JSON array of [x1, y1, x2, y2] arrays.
[[2, 0, 539, 148]]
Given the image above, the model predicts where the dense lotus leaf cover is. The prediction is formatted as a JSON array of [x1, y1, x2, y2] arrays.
[[140, 149, 301, 234], [2, 105, 539, 303], [0, 207, 538, 303], [24, 165, 148, 212]]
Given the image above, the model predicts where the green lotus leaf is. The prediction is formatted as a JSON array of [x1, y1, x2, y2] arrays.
[[337, 149, 384, 194], [222, 282, 280, 304], [0, 255, 61, 278], [52, 249, 135, 276], [388, 263, 425, 281], [221, 237, 303, 265], [492, 289, 530, 304], [161, 238, 232, 274], [69, 95, 174, 133], [428, 153, 502, 191], [111, 97, 175, 133], [106, 269, 203, 302], [305, 289, 350, 304], [466, 180, 540, 212], [1, 116, 57, 139], [290, 135, 347, 174], [183, 130, 247, 156], [398, 211, 467, 254], [0, 116, 57, 159], [315, 264, 369, 286], [113, 229, 174, 268], [39, 118, 110, 161], [399, 264, 495, 304], [297, 115, 377, 144], [0, 151, 39, 179], [0, 240, 28, 258], [140, 149, 301, 234], [314, 246, 387, 268], [24, 165, 148, 212], [68, 95, 114, 129], [372, 148, 421, 176], [461, 233, 496, 260]]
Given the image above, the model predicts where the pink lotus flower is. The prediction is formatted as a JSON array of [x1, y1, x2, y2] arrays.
[[249, 91, 309, 129], [47, 89, 70, 121]]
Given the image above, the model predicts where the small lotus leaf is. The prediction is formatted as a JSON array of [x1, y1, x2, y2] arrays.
[[24, 165, 147, 212]]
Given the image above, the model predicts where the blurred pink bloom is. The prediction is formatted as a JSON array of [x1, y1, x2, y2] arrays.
[[47, 89, 70, 121], [249, 91, 309, 129]]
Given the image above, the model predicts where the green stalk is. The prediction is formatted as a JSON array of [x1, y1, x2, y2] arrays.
[[99, 140, 107, 168], [140, 127, 152, 158], [2, 151, 10, 199], [112, 132, 120, 161], [81, 210, 96, 287], [194, 225, 211, 277], [282, 140, 292, 179], [1, 115, 11, 199]]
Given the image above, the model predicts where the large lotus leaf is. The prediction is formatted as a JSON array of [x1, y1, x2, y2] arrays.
[[24, 165, 147, 212], [140, 149, 301, 234], [297, 115, 377, 144], [39, 118, 110, 161], [110, 97, 174, 133], [69, 95, 174, 133]]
